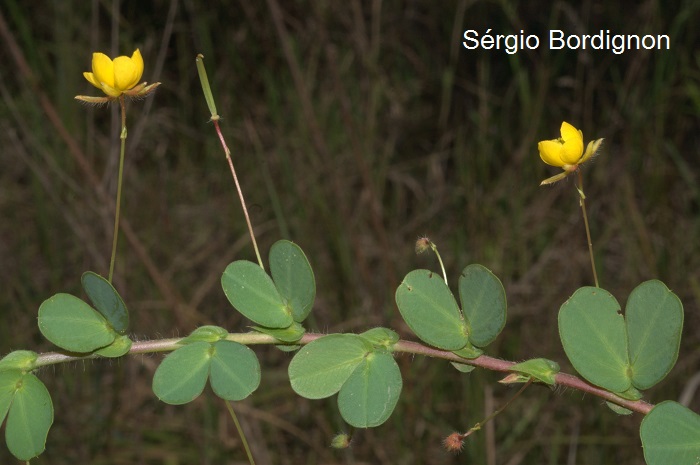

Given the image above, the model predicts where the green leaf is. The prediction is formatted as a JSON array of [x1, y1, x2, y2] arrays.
[[0, 351, 38, 373], [209, 341, 261, 401], [288, 334, 371, 399], [94, 334, 132, 358], [509, 358, 560, 386], [152, 342, 211, 405], [395, 270, 469, 350], [81, 271, 129, 333], [253, 322, 305, 343], [360, 327, 400, 348], [5, 373, 53, 461], [605, 402, 633, 415], [221, 260, 293, 328], [38, 293, 116, 353], [450, 362, 475, 373], [626, 280, 683, 390], [558, 287, 631, 393], [181, 325, 230, 344], [641, 401, 700, 465], [338, 352, 402, 428], [452, 343, 483, 359], [0, 370, 22, 426], [269, 240, 316, 323], [458, 264, 507, 347]]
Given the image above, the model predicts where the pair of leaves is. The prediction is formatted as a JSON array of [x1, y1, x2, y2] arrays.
[[221, 240, 315, 339], [395, 264, 506, 353], [152, 327, 260, 405], [559, 280, 683, 395], [288, 331, 402, 428], [0, 368, 53, 461], [37, 272, 131, 356]]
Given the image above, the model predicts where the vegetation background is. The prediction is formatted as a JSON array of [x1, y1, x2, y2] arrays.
[[0, 0, 698, 463]]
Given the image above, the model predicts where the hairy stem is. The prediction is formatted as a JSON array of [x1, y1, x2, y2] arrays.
[[33, 332, 653, 415]]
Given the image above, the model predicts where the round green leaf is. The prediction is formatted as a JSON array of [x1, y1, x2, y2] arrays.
[[458, 264, 507, 347], [5, 373, 53, 461], [94, 334, 132, 358], [641, 401, 700, 465], [0, 370, 23, 426], [209, 341, 261, 401], [288, 334, 371, 399], [152, 342, 211, 405], [626, 280, 683, 390], [395, 269, 468, 350], [558, 287, 631, 393], [0, 351, 38, 373], [38, 293, 116, 353], [338, 352, 402, 428], [269, 240, 316, 323], [221, 260, 293, 328], [81, 271, 129, 333]]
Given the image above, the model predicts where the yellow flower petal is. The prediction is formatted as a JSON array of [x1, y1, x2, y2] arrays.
[[91, 52, 115, 89], [83, 72, 101, 89], [538, 140, 566, 167], [558, 122, 584, 164], [113, 49, 144, 91]]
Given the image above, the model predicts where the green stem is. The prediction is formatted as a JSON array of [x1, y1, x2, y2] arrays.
[[428, 240, 448, 285], [108, 96, 127, 283], [577, 170, 599, 287], [224, 400, 256, 465]]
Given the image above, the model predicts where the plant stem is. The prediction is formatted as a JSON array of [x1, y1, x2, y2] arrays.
[[462, 379, 532, 438], [32, 332, 654, 415], [225, 400, 256, 465], [108, 96, 128, 283], [577, 170, 599, 287], [429, 241, 449, 285], [213, 119, 264, 270]]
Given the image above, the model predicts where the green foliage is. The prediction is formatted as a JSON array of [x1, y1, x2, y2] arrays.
[[508, 358, 560, 386], [269, 240, 316, 323], [81, 271, 129, 333], [559, 281, 683, 394], [640, 401, 700, 465], [337, 351, 402, 428], [253, 322, 306, 343], [288, 334, 372, 399], [38, 293, 118, 353], [625, 281, 684, 390], [289, 334, 402, 427], [0, 370, 53, 460], [395, 270, 469, 350], [221, 261, 292, 328], [458, 264, 507, 347], [221, 239, 317, 332], [0, 351, 38, 373], [395, 265, 507, 352], [152, 339, 261, 405]]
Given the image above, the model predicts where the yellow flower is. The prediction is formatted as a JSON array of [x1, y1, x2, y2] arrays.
[[76, 49, 159, 103], [83, 49, 144, 97], [538, 121, 603, 185]]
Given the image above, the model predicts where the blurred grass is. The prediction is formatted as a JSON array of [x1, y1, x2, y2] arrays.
[[1, 0, 699, 463]]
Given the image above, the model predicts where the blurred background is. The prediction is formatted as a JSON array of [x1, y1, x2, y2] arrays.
[[1, 0, 698, 463]]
